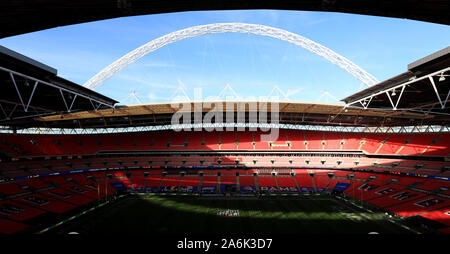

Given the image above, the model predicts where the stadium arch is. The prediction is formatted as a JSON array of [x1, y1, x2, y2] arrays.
[[83, 23, 379, 91]]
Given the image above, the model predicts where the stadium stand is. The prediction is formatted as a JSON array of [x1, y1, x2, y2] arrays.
[[276, 176, 297, 187], [221, 131, 237, 150], [239, 176, 256, 187], [1, 17, 450, 235], [257, 176, 277, 187], [387, 195, 450, 217], [0, 200, 46, 222], [360, 133, 387, 154], [323, 132, 343, 150], [203, 132, 220, 150], [180, 176, 200, 187], [378, 134, 410, 155], [1, 131, 450, 156], [341, 133, 363, 150], [398, 134, 440, 155], [419, 208, 450, 227], [14, 193, 77, 214], [134, 132, 153, 150], [186, 131, 203, 150], [423, 134, 450, 156], [202, 176, 218, 187], [304, 131, 323, 150], [0, 218, 29, 234]]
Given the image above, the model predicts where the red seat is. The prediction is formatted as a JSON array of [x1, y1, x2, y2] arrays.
[[202, 176, 218, 186], [0, 200, 46, 221], [276, 177, 297, 187], [221, 131, 237, 150], [304, 131, 323, 150], [0, 218, 29, 234], [239, 176, 255, 187], [323, 132, 343, 150]]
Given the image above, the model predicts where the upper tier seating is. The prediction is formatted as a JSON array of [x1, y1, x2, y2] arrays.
[[151, 131, 171, 150], [134, 132, 153, 150], [1, 130, 449, 156], [398, 134, 440, 155], [360, 133, 387, 154], [288, 130, 306, 150], [97, 135, 119, 150], [168, 131, 187, 150], [117, 134, 135, 150], [377, 134, 409, 155], [203, 132, 220, 150], [253, 131, 272, 150], [341, 133, 364, 150], [186, 132, 203, 150], [236, 131, 254, 150], [423, 134, 450, 156], [304, 131, 323, 150], [268, 129, 290, 150], [323, 132, 344, 150], [221, 131, 237, 150], [53, 136, 85, 155]]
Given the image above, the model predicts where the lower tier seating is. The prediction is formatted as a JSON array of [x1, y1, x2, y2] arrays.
[[0, 166, 449, 234]]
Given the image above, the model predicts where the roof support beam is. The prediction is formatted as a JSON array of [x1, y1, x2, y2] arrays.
[[0, 66, 115, 111], [385, 91, 396, 110], [9, 72, 26, 111], [394, 85, 406, 109], [2, 123, 449, 135], [0, 103, 8, 119], [59, 89, 70, 112], [25, 81, 39, 112], [68, 94, 78, 112], [429, 76, 444, 109], [346, 66, 450, 111]]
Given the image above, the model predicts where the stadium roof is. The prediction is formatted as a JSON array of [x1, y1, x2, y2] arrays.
[[0, 46, 118, 127], [0, 46, 442, 130], [342, 46, 450, 116], [0, 45, 448, 130], [0, 0, 449, 39], [6, 101, 442, 129]]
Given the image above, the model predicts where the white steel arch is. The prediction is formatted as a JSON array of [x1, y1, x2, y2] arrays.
[[83, 23, 379, 90]]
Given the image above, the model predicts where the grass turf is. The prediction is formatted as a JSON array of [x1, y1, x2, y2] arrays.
[[52, 194, 413, 234]]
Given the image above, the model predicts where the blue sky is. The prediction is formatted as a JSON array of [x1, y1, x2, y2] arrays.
[[1, 10, 449, 105]]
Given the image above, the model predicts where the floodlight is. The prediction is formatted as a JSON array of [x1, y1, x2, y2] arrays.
[[438, 72, 449, 82]]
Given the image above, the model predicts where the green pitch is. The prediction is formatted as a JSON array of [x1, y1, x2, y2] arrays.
[[53, 194, 413, 234]]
